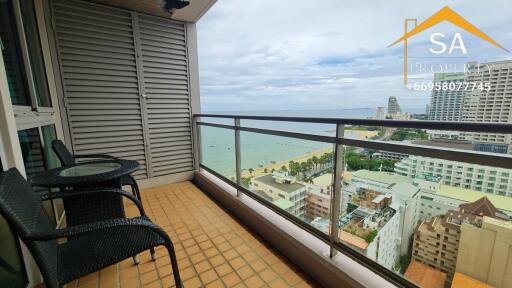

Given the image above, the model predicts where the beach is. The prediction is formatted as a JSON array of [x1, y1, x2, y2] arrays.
[[325, 129, 378, 140], [349, 130, 378, 139], [240, 147, 332, 178]]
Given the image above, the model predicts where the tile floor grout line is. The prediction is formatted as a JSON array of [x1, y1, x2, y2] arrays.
[[154, 186, 210, 287]]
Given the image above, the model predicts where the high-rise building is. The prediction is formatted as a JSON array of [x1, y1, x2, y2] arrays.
[[428, 73, 465, 121], [462, 60, 512, 154], [387, 96, 401, 117], [455, 216, 512, 288], [376, 106, 385, 120], [395, 155, 512, 197], [411, 197, 508, 283]]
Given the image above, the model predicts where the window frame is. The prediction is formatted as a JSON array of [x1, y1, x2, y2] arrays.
[[11, 0, 53, 113]]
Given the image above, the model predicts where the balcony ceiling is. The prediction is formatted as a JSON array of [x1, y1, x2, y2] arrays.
[[84, 0, 216, 23]]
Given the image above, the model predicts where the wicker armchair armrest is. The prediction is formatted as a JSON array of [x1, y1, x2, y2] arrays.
[[24, 217, 161, 241], [41, 188, 145, 216], [73, 154, 118, 160]]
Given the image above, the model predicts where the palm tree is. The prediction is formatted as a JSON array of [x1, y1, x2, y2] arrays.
[[312, 156, 319, 170], [300, 162, 308, 178], [281, 165, 288, 172], [289, 161, 300, 176], [319, 154, 327, 169], [306, 158, 314, 173], [263, 168, 268, 173], [248, 168, 254, 176]]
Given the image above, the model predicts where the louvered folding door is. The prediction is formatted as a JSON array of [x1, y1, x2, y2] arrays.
[[52, 0, 193, 180]]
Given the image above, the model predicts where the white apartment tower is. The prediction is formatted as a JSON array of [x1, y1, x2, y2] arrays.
[[376, 107, 385, 120], [428, 73, 465, 121], [387, 96, 401, 117], [462, 60, 512, 154]]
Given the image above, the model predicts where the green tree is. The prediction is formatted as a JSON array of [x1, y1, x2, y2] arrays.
[[391, 128, 428, 141], [399, 254, 411, 274], [289, 161, 300, 176], [365, 229, 378, 243], [241, 177, 252, 188], [248, 168, 254, 176]]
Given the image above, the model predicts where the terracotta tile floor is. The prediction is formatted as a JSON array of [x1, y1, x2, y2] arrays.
[[65, 181, 320, 288]]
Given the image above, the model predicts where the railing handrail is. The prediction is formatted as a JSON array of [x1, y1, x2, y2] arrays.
[[194, 113, 512, 133], [192, 113, 512, 288]]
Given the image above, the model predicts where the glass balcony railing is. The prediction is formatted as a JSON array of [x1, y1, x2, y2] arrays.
[[193, 114, 512, 288]]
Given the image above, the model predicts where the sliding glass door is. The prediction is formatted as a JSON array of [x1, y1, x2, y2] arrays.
[[1, 0, 62, 223], [1, 0, 64, 285]]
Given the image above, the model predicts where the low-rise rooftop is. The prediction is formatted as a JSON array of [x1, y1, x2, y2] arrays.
[[352, 170, 411, 187], [272, 198, 295, 210], [438, 185, 512, 213], [451, 272, 493, 288], [312, 173, 332, 187], [339, 230, 369, 250], [405, 260, 446, 288], [412, 139, 473, 151], [253, 174, 305, 193]]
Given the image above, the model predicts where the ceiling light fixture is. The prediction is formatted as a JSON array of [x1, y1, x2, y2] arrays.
[[156, 0, 190, 15]]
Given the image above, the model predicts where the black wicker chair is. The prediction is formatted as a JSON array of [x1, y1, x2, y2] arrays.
[[51, 140, 142, 201], [0, 168, 182, 288]]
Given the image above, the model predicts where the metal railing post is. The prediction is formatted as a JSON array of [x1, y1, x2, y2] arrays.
[[329, 123, 344, 258], [234, 117, 242, 197], [192, 116, 202, 171]]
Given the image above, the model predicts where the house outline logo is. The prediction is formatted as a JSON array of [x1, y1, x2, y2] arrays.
[[388, 6, 509, 84]]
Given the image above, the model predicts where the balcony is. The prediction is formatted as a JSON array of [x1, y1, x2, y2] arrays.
[[1, 1, 512, 288]]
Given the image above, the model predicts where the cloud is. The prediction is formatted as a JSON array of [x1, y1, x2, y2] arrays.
[[197, 0, 512, 112]]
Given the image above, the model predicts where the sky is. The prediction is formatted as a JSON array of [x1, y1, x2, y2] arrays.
[[196, 0, 512, 113]]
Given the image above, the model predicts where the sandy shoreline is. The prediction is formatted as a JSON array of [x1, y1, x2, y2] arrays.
[[239, 147, 332, 178], [325, 129, 378, 140]]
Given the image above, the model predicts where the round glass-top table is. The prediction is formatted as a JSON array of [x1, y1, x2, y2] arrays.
[[32, 159, 139, 188], [58, 162, 122, 177]]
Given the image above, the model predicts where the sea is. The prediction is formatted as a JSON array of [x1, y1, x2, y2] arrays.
[[200, 108, 387, 177]]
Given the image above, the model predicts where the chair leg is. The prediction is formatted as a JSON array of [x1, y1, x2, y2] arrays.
[[131, 184, 139, 200], [128, 175, 142, 201], [165, 244, 182, 288], [150, 248, 157, 260]]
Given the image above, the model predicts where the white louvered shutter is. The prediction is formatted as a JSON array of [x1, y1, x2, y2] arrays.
[[138, 15, 193, 177], [51, 0, 194, 180]]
